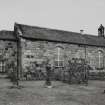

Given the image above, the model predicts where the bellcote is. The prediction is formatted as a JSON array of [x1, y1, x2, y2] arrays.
[[98, 24, 104, 37]]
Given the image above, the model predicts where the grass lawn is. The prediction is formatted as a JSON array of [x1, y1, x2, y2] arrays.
[[0, 79, 105, 105]]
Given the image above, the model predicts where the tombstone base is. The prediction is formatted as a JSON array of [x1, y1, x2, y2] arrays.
[[47, 85, 52, 88]]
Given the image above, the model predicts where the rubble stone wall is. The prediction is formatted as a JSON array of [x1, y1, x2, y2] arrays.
[[0, 40, 17, 73], [21, 38, 105, 75]]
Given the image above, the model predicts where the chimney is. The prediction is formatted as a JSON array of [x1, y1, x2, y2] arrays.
[[80, 30, 84, 35], [98, 24, 104, 37]]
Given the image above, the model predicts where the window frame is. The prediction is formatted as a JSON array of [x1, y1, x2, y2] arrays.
[[54, 46, 64, 67], [96, 50, 104, 70]]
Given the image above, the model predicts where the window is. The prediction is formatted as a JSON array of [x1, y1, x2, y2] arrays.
[[0, 62, 3, 72], [96, 50, 104, 69], [54, 46, 64, 67], [0, 61, 5, 73]]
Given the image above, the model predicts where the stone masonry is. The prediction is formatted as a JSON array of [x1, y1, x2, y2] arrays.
[[20, 38, 105, 80]]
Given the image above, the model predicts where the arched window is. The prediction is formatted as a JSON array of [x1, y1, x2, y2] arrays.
[[54, 46, 64, 67], [96, 50, 104, 69]]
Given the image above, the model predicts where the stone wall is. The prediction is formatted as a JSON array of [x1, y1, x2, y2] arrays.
[[20, 38, 105, 80], [0, 40, 17, 73]]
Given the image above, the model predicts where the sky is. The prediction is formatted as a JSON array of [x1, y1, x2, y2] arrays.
[[0, 0, 105, 35]]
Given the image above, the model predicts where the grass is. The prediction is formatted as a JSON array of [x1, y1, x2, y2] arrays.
[[0, 79, 105, 105]]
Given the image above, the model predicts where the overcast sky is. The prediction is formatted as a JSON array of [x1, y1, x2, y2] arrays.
[[0, 0, 105, 35]]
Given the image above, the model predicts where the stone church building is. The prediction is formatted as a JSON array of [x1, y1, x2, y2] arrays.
[[0, 23, 105, 80]]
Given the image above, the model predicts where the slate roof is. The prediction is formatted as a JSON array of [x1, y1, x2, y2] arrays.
[[0, 30, 16, 41], [15, 23, 105, 47]]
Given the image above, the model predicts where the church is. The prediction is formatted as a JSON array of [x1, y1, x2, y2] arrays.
[[0, 23, 105, 80]]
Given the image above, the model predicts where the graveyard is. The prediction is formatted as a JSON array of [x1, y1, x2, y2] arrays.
[[0, 78, 105, 105]]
